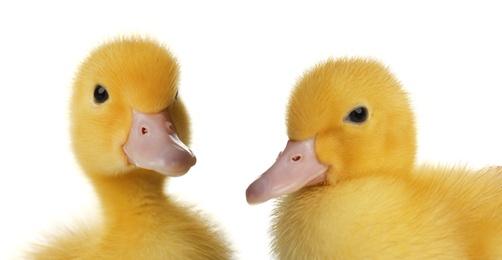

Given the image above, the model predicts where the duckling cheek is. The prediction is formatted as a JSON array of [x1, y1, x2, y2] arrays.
[[123, 110, 196, 176], [246, 138, 328, 205]]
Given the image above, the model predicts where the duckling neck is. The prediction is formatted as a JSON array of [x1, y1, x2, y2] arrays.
[[89, 170, 169, 224]]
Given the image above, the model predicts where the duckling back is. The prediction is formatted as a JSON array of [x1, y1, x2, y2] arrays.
[[412, 165, 502, 258]]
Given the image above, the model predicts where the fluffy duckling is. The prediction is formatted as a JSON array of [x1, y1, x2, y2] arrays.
[[246, 58, 502, 259], [29, 37, 231, 259]]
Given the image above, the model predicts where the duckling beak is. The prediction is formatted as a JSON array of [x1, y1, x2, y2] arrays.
[[246, 137, 328, 204], [123, 109, 196, 176]]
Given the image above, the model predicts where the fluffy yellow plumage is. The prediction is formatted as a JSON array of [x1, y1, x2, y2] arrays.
[[28, 37, 231, 259], [247, 58, 502, 259]]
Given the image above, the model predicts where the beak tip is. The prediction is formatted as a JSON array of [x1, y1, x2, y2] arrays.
[[245, 183, 269, 205]]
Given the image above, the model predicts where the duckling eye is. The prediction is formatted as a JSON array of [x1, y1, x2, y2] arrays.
[[175, 91, 179, 100], [345, 106, 368, 124], [94, 85, 109, 104]]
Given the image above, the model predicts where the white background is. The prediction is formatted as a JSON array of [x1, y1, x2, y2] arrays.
[[1, 1, 501, 259]]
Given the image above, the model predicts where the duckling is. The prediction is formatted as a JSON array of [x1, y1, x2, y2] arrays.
[[29, 37, 231, 259], [246, 58, 502, 259]]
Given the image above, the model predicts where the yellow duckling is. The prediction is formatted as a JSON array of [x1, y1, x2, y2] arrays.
[[29, 37, 231, 259], [246, 58, 502, 259]]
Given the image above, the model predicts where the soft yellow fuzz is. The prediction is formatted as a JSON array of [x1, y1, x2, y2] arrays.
[[28, 37, 231, 259], [272, 58, 502, 259]]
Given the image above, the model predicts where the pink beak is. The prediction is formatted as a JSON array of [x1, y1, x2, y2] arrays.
[[246, 137, 328, 204], [123, 110, 196, 176]]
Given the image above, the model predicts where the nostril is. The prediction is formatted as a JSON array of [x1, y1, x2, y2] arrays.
[[141, 127, 148, 135], [292, 155, 302, 162]]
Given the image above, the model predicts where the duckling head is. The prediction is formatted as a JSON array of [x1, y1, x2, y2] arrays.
[[71, 37, 196, 177], [247, 58, 416, 204]]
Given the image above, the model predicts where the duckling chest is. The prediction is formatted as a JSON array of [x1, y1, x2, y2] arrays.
[[88, 204, 229, 259], [270, 178, 468, 259], [271, 185, 354, 259]]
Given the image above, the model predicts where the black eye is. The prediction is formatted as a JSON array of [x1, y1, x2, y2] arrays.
[[175, 91, 179, 100], [345, 106, 368, 123], [94, 85, 109, 103]]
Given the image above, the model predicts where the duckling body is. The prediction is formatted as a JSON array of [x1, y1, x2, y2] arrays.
[[34, 172, 229, 259], [247, 58, 502, 259], [30, 37, 231, 259], [273, 166, 502, 259]]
